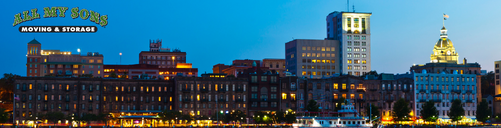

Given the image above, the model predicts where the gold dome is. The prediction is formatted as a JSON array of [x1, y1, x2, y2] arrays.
[[435, 38, 453, 48]]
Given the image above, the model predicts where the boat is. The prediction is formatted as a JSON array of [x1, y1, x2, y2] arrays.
[[293, 102, 373, 128]]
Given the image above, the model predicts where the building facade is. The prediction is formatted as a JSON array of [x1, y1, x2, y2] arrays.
[[414, 71, 477, 121], [285, 39, 340, 78], [238, 66, 280, 116], [262, 59, 286, 77], [326, 12, 372, 76], [26, 39, 104, 78], [174, 73, 248, 118], [365, 74, 415, 122], [13, 77, 175, 125], [103, 64, 198, 80], [139, 40, 187, 68], [494, 60, 501, 115], [410, 26, 482, 104]]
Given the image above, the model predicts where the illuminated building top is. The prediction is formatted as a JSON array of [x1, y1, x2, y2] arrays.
[[430, 26, 459, 63]]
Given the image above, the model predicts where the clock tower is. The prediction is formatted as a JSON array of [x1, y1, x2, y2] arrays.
[[430, 26, 459, 63]]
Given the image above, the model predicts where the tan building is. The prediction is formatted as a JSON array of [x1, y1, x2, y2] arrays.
[[262, 59, 286, 77], [285, 39, 341, 78]]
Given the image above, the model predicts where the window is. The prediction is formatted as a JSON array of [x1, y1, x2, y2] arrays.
[[261, 76, 267, 82], [333, 83, 339, 89]]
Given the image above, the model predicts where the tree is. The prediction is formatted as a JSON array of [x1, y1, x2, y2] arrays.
[[252, 111, 272, 124], [476, 99, 491, 122], [159, 110, 182, 125], [392, 98, 411, 121], [449, 99, 465, 122], [97, 113, 112, 126], [229, 110, 246, 123], [80, 113, 97, 127], [306, 100, 319, 112], [0, 108, 9, 123], [0, 73, 20, 103], [334, 97, 347, 112], [109, 72, 118, 78], [180, 114, 193, 124], [284, 109, 296, 124], [481, 71, 495, 97], [365, 104, 380, 120], [420, 101, 438, 122], [42, 112, 65, 126], [211, 112, 229, 123]]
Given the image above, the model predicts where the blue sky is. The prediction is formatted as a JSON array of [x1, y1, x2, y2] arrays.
[[1, 0, 500, 76]]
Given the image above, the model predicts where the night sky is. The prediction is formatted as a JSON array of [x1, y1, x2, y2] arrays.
[[1, 0, 500, 76]]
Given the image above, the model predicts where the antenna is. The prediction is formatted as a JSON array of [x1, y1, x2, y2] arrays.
[[347, 0, 349, 12], [353, 5, 355, 12]]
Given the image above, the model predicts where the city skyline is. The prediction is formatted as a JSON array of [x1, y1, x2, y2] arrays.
[[1, 0, 501, 76]]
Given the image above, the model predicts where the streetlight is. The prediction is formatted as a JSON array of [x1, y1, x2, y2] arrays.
[[119, 53, 122, 64]]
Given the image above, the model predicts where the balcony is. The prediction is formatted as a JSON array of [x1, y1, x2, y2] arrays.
[[356, 88, 366, 92], [402, 89, 410, 92], [217, 89, 226, 93], [419, 90, 427, 93], [88, 99, 93, 102], [65, 99, 70, 102], [218, 99, 226, 103], [200, 99, 208, 102], [452, 90, 462, 93], [235, 88, 244, 92], [433, 99, 442, 102], [369, 89, 378, 92], [65, 108, 69, 111], [419, 99, 426, 102], [200, 89, 209, 93], [339, 89, 349, 92], [66, 89, 70, 92], [146, 100, 150, 103], [466, 100, 473, 103], [235, 99, 244, 102], [431, 90, 441, 93], [291, 98, 297, 101], [466, 90, 473, 93], [88, 108, 93, 111], [260, 98, 269, 102], [182, 99, 191, 102], [291, 88, 297, 91], [182, 89, 191, 93]]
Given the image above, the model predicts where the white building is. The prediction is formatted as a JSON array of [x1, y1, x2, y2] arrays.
[[414, 70, 477, 121], [326, 12, 372, 76]]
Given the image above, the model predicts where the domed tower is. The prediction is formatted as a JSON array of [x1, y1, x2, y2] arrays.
[[430, 26, 459, 63]]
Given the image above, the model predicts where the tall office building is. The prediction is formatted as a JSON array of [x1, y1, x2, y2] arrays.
[[326, 11, 372, 76], [285, 39, 340, 78]]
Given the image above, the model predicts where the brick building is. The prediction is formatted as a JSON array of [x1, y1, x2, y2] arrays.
[[174, 73, 248, 118], [13, 77, 175, 125], [26, 39, 104, 78]]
